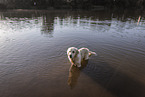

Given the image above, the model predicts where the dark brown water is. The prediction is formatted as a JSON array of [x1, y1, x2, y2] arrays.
[[0, 10, 145, 97]]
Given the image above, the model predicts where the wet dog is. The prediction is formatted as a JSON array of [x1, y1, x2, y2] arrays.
[[67, 47, 97, 68]]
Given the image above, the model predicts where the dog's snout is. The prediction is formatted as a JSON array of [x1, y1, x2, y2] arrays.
[[70, 55, 72, 58]]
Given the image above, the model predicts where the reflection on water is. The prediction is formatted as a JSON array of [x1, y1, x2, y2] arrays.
[[68, 60, 88, 89], [41, 15, 54, 37], [68, 66, 80, 89], [0, 10, 145, 97]]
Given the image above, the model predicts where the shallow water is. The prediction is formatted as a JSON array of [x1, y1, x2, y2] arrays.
[[0, 10, 145, 97]]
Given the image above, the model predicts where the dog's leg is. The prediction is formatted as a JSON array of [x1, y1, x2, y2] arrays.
[[84, 54, 89, 60], [77, 59, 81, 67]]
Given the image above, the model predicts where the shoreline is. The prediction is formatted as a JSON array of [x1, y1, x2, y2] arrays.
[[0, 7, 145, 12]]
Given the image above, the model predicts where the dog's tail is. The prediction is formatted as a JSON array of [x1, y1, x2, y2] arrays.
[[89, 51, 97, 56]]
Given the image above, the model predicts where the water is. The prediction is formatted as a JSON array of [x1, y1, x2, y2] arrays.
[[0, 10, 145, 97]]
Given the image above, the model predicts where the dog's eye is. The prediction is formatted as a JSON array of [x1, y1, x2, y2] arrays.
[[72, 51, 75, 53]]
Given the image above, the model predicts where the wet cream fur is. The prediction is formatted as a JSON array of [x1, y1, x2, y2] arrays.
[[67, 47, 97, 68]]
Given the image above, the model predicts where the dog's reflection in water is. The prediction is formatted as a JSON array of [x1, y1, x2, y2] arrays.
[[68, 60, 88, 89]]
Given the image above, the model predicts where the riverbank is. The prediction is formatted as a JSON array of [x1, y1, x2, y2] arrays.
[[0, 0, 145, 10]]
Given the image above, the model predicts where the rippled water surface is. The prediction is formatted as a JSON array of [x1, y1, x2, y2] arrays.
[[0, 10, 145, 97]]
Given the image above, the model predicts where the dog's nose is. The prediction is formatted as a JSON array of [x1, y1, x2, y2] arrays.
[[70, 55, 72, 58]]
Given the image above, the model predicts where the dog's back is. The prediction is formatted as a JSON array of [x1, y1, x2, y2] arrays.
[[79, 48, 89, 60]]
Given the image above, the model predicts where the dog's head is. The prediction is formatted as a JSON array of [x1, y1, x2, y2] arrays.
[[67, 47, 79, 59]]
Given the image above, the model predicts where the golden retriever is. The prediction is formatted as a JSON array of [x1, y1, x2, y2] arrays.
[[67, 47, 97, 68]]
